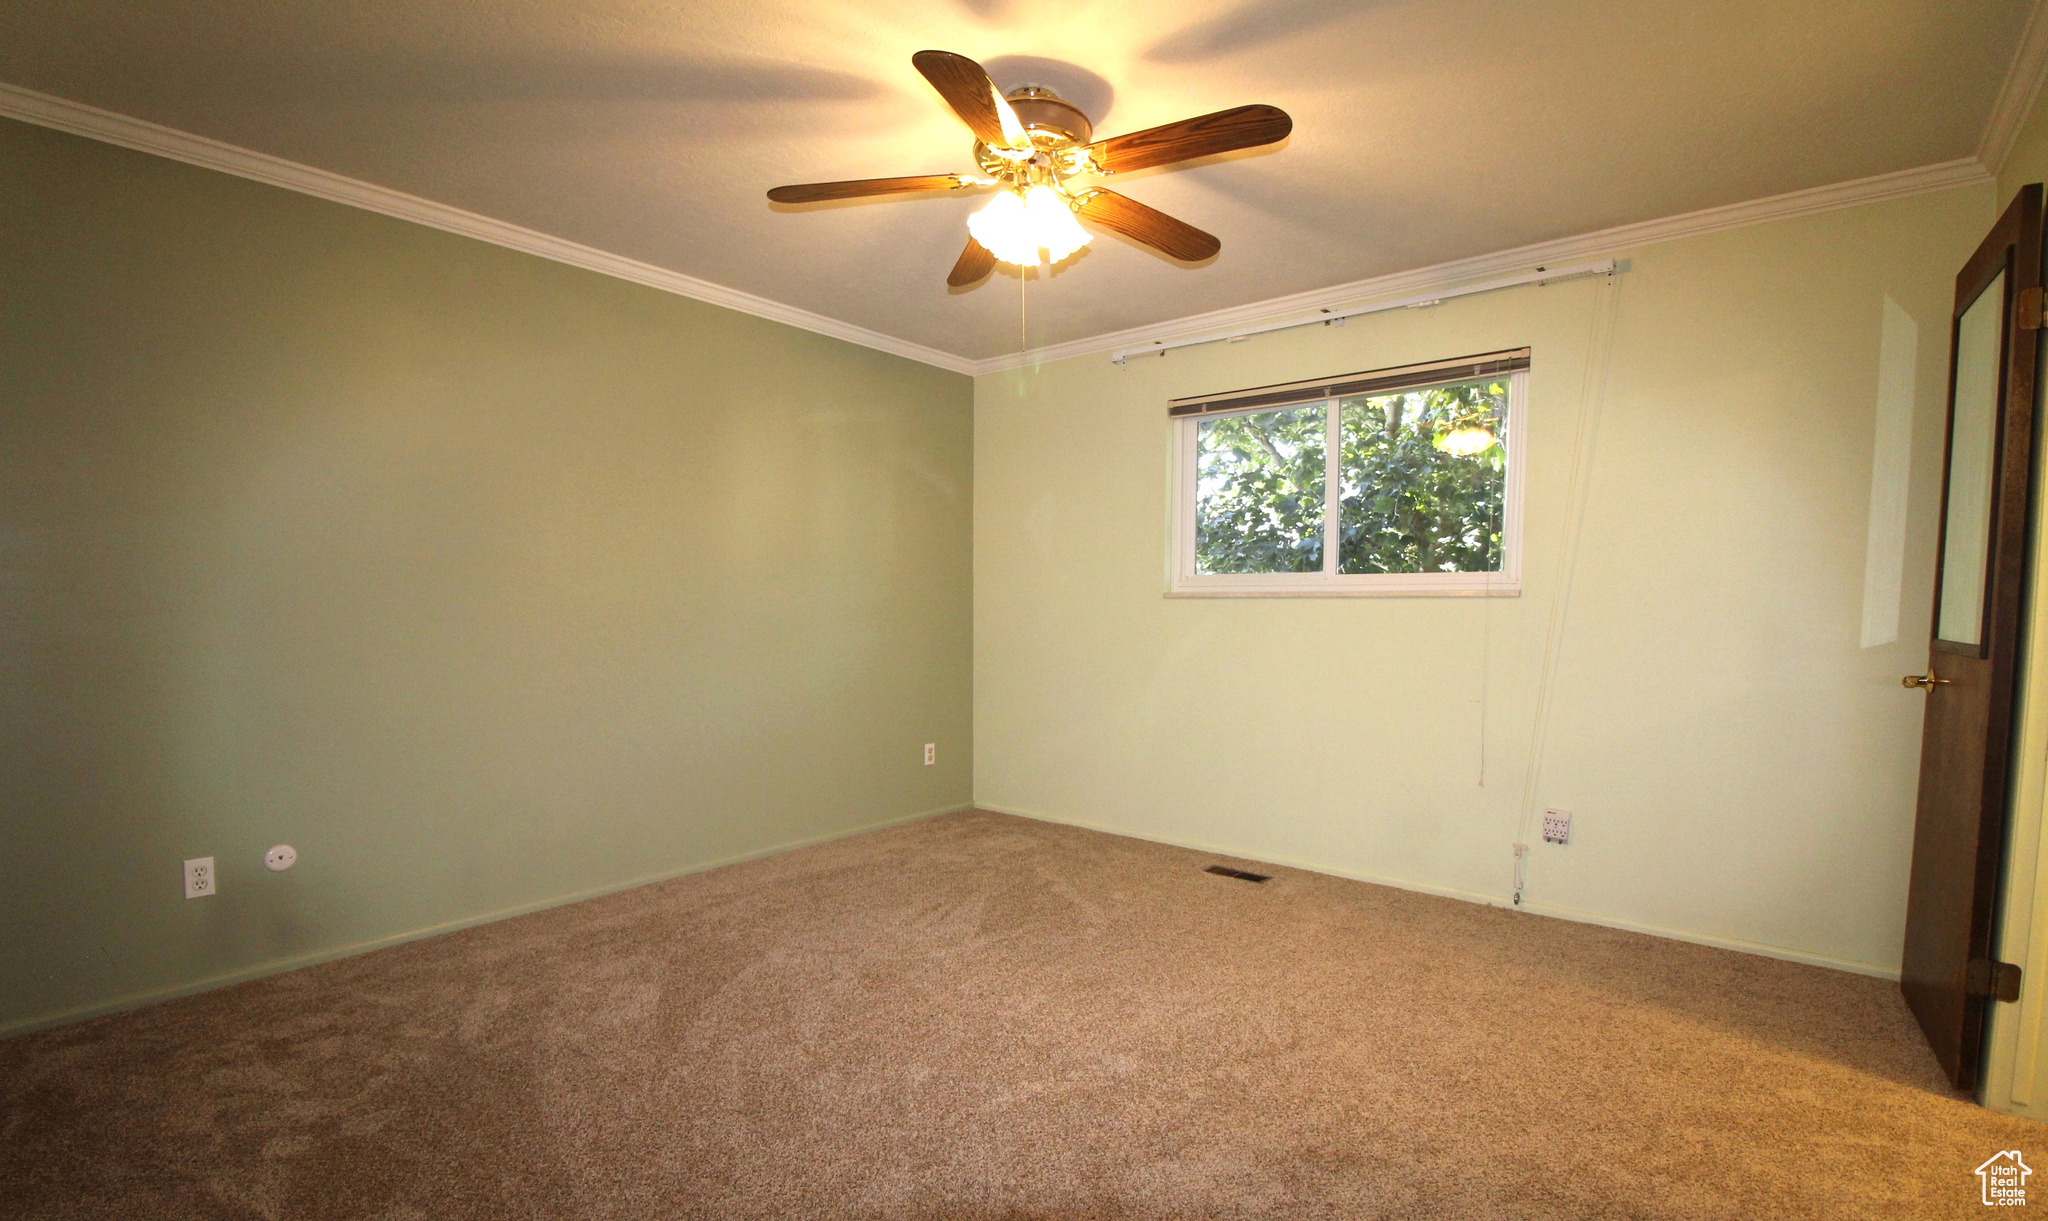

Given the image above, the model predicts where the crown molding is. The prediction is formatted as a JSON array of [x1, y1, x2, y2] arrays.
[[967, 156, 1994, 374], [0, 82, 980, 376], [1982, 0, 2048, 174], [0, 80, 1996, 383]]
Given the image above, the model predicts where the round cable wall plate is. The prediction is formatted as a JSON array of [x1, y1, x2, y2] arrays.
[[264, 844, 297, 872]]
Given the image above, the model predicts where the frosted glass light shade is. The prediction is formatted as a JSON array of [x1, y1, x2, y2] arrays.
[[968, 186, 1093, 267], [968, 190, 1033, 264], [1021, 185, 1090, 263]]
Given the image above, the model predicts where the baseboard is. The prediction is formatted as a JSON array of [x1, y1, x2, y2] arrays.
[[0, 801, 971, 1041], [974, 802, 1511, 910], [1512, 899, 1900, 980], [978, 801, 1901, 981]]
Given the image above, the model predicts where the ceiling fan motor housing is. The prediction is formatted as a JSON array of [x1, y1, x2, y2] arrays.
[[1004, 86, 1092, 146]]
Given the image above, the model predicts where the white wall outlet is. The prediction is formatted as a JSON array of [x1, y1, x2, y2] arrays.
[[264, 844, 298, 872], [1542, 808, 1573, 845], [184, 857, 215, 898], [923, 742, 936, 766]]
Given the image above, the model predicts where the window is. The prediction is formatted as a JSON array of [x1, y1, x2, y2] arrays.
[[1169, 350, 1527, 595]]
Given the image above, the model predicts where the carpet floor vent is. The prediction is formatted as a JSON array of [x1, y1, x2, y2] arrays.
[[1205, 865, 1271, 883]]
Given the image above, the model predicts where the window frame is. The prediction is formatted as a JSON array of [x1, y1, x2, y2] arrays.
[[1168, 368, 1527, 597]]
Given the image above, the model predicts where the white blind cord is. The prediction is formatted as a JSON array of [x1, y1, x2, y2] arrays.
[[1512, 271, 1620, 906]]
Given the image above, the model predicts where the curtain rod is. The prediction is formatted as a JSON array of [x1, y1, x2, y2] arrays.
[[1108, 258, 1617, 365]]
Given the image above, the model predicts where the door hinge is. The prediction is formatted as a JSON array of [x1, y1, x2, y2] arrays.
[[2020, 285, 2045, 331], [1968, 958, 2024, 1002]]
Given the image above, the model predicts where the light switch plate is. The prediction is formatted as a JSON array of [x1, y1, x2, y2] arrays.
[[1542, 809, 1572, 845]]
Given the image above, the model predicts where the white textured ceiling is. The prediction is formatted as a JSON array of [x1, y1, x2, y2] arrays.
[[0, 1, 2033, 361]]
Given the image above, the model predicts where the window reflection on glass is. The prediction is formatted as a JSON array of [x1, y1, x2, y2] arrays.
[[1938, 271, 2005, 647], [1338, 377, 1509, 574], [1194, 404, 1327, 574]]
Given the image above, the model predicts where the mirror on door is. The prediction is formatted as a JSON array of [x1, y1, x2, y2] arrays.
[[1937, 269, 2008, 649]]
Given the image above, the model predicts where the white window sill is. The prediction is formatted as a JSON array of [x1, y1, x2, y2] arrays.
[[1166, 579, 1521, 598]]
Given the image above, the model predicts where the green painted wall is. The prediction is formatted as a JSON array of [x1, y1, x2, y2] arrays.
[[0, 118, 973, 1034]]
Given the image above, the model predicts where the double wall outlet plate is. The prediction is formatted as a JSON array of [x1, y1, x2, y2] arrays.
[[184, 857, 215, 898], [1542, 808, 1572, 845]]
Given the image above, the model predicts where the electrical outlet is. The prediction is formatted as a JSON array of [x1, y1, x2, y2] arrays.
[[184, 857, 215, 899], [1542, 808, 1572, 845], [923, 742, 936, 766]]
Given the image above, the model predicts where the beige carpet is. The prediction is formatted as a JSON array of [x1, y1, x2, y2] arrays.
[[0, 809, 2035, 1219]]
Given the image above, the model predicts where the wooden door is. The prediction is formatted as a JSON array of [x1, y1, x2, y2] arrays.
[[1901, 182, 2043, 1093]]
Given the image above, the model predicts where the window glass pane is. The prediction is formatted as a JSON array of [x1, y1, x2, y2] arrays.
[[1338, 377, 1508, 574], [1937, 270, 2005, 646], [1195, 403, 1327, 574]]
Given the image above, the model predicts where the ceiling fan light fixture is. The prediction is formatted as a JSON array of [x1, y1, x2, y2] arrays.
[[968, 185, 1092, 267], [967, 189, 1032, 264], [1022, 184, 1091, 263], [1435, 425, 1497, 457], [767, 50, 1290, 286]]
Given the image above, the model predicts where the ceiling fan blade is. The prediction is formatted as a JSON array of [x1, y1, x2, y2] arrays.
[[767, 174, 976, 204], [1075, 190, 1220, 262], [1086, 105, 1292, 174], [913, 50, 1030, 150], [948, 237, 996, 287]]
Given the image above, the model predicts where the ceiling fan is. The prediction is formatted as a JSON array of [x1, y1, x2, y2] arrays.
[[767, 50, 1292, 287]]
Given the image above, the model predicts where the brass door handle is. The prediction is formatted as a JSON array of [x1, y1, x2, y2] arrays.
[[1903, 670, 1952, 690]]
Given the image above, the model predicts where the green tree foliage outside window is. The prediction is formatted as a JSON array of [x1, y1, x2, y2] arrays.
[[1193, 377, 1508, 576], [1194, 405, 1327, 573], [1339, 379, 1507, 574]]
